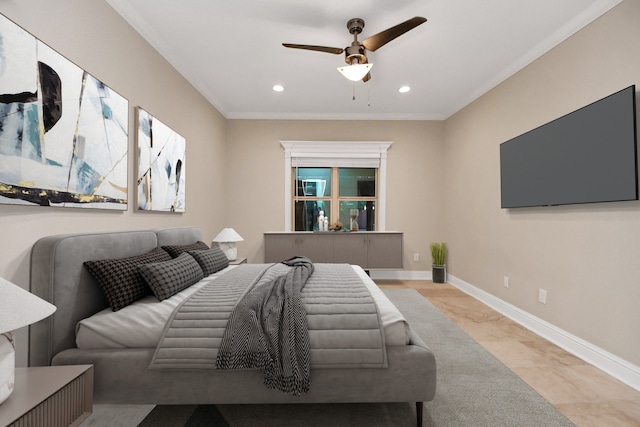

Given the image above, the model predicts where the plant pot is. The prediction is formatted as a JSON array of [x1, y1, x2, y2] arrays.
[[432, 265, 446, 283]]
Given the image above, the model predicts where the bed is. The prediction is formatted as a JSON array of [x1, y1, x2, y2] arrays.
[[28, 227, 436, 426]]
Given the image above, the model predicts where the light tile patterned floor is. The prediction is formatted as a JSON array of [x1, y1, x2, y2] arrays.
[[377, 280, 640, 427]]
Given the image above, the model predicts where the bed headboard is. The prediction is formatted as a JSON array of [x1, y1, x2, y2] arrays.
[[28, 226, 203, 366]]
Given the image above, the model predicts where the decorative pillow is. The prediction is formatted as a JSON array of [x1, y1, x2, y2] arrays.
[[161, 241, 210, 258], [188, 246, 230, 276], [138, 253, 204, 301], [84, 247, 172, 311]]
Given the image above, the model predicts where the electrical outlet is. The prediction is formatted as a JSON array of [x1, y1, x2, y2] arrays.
[[538, 288, 547, 304], [413, 253, 419, 262], [503, 276, 509, 288]]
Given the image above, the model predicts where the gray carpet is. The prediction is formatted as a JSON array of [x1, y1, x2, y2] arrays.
[[139, 288, 574, 427]]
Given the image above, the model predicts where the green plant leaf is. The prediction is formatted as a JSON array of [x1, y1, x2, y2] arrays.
[[430, 242, 447, 266]]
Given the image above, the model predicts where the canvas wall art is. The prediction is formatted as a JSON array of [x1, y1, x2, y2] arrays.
[[0, 14, 129, 209], [136, 107, 186, 212]]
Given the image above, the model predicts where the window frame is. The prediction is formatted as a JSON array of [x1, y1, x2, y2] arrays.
[[293, 167, 378, 231], [281, 141, 392, 231]]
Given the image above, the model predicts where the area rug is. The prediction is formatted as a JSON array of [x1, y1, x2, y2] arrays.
[[139, 289, 574, 427]]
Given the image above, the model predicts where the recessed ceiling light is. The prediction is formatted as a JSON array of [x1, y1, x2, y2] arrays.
[[273, 84, 284, 92], [398, 86, 411, 93]]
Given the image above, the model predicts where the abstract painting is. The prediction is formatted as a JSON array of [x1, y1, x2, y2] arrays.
[[136, 107, 186, 212], [0, 14, 128, 209]]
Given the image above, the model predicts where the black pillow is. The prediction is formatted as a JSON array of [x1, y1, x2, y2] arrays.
[[138, 253, 204, 301], [161, 241, 209, 258], [188, 246, 230, 276], [84, 247, 172, 311]]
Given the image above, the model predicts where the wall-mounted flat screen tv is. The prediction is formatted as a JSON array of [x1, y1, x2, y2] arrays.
[[500, 85, 638, 208]]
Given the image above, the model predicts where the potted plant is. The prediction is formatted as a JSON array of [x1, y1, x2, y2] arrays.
[[430, 242, 447, 283]]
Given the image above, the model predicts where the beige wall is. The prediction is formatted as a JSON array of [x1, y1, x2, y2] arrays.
[[3, 0, 639, 374], [444, 1, 640, 365], [0, 3, 227, 292], [2, 1, 228, 365], [225, 120, 446, 269]]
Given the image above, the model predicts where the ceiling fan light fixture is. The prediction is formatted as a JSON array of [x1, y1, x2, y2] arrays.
[[337, 63, 373, 82]]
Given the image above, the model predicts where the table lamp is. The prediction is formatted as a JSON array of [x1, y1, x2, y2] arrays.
[[0, 277, 57, 405], [211, 228, 244, 261]]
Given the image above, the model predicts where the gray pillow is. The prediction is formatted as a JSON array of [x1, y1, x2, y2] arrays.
[[161, 241, 209, 258], [139, 253, 204, 301], [188, 246, 229, 276]]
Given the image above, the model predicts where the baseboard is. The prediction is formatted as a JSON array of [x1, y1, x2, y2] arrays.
[[369, 269, 431, 280], [370, 268, 640, 392], [446, 273, 640, 392]]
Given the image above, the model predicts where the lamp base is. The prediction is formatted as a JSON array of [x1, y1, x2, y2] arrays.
[[215, 242, 238, 261], [0, 332, 15, 405]]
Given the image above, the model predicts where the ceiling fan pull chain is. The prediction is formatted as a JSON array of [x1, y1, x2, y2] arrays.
[[368, 81, 371, 107], [352, 81, 356, 101]]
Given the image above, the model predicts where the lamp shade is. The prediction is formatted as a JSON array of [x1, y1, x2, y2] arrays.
[[212, 228, 244, 243], [0, 277, 56, 335], [337, 63, 373, 82]]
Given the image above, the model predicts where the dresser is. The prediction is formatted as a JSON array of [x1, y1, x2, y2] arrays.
[[264, 232, 403, 269]]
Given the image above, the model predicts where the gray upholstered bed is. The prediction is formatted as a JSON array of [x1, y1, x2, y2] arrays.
[[28, 227, 436, 425]]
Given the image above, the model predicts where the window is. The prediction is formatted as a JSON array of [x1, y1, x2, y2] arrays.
[[294, 167, 377, 231], [281, 141, 392, 231]]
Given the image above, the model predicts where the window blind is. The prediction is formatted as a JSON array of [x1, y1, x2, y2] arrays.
[[285, 141, 391, 168], [291, 156, 381, 168]]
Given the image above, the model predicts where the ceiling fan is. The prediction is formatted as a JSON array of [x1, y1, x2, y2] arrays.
[[283, 16, 427, 82]]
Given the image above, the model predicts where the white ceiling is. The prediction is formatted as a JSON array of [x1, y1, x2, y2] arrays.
[[106, 0, 621, 120]]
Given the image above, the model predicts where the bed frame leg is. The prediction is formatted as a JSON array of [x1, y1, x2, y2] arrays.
[[416, 402, 423, 427]]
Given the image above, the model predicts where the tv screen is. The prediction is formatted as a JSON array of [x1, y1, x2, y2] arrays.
[[500, 85, 638, 208]]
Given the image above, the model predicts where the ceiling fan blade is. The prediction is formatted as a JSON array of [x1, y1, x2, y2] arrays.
[[362, 72, 371, 83], [282, 43, 344, 55], [362, 16, 427, 52]]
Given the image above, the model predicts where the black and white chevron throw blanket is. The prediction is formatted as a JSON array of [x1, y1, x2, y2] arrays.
[[215, 256, 314, 396]]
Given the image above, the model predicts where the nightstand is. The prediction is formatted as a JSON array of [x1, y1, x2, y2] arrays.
[[0, 365, 93, 427], [229, 257, 247, 265]]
